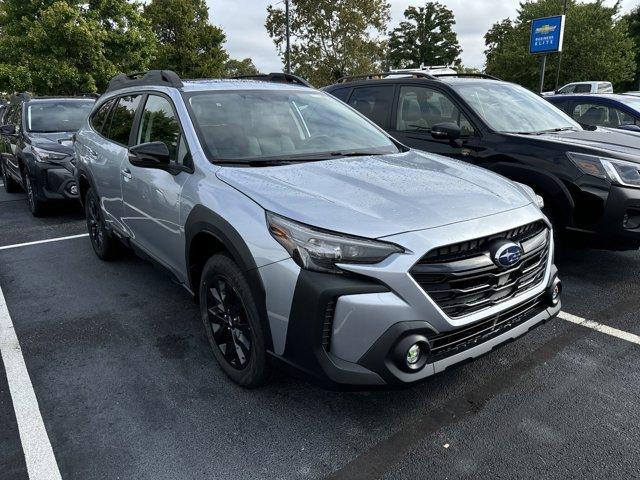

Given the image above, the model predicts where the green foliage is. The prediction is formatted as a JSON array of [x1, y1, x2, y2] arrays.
[[144, 0, 228, 78], [484, 0, 636, 92], [622, 5, 640, 90], [266, 0, 391, 87], [388, 2, 461, 69], [225, 58, 261, 77], [0, 0, 157, 94]]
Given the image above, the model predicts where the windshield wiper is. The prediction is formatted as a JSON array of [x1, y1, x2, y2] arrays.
[[536, 127, 577, 134], [329, 151, 384, 158], [407, 125, 431, 132]]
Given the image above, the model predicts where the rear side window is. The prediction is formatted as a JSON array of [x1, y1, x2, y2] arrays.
[[598, 82, 613, 93], [329, 87, 351, 102], [573, 84, 592, 93], [105, 95, 142, 145], [91, 99, 115, 134], [348, 86, 394, 128]]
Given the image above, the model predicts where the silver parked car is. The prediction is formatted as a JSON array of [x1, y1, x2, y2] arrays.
[[74, 70, 561, 388]]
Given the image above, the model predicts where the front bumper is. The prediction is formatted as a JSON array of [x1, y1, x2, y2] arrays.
[[569, 184, 640, 250], [30, 161, 79, 201], [262, 205, 561, 388]]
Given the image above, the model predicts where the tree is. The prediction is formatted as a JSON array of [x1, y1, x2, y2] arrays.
[[622, 5, 640, 90], [484, 0, 635, 92], [144, 0, 228, 78], [0, 0, 156, 94], [225, 58, 260, 77], [388, 2, 461, 69], [266, 0, 391, 87]]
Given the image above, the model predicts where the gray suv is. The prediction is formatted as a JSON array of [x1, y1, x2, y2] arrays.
[[74, 70, 561, 388]]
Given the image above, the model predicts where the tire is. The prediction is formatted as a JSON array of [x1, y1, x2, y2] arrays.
[[85, 188, 121, 260], [542, 202, 563, 258], [199, 254, 268, 387], [1, 159, 20, 193], [23, 172, 46, 216]]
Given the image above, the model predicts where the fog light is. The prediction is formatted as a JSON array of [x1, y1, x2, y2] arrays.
[[406, 344, 421, 366], [547, 278, 562, 306], [69, 184, 78, 195]]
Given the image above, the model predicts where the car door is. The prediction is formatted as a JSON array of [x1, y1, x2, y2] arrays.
[[388, 84, 479, 159], [121, 93, 191, 276], [82, 95, 142, 232], [5, 105, 23, 181]]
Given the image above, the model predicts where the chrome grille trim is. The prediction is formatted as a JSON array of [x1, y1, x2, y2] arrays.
[[410, 221, 550, 319]]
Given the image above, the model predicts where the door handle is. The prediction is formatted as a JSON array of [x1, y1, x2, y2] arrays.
[[121, 168, 132, 180]]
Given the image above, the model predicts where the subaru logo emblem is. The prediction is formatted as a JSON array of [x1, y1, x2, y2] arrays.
[[491, 241, 523, 269]]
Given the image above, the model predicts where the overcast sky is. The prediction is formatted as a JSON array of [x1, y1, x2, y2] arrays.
[[209, 0, 638, 72]]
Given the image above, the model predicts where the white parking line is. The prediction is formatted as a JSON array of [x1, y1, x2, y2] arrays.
[[0, 233, 89, 251], [0, 286, 62, 480], [559, 311, 640, 346]]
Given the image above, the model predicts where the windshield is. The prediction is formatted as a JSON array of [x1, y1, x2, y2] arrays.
[[452, 82, 581, 134], [27, 100, 95, 133], [185, 90, 401, 162]]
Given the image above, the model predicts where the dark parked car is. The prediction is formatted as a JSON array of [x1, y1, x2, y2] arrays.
[[324, 73, 640, 251], [0, 93, 95, 215], [546, 93, 640, 132]]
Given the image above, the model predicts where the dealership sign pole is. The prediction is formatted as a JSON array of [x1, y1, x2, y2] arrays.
[[530, 15, 565, 93]]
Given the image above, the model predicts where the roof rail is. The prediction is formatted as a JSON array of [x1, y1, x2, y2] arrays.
[[335, 71, 436, 84], [434, 73, 500, 80], [105, 70, 183, 93], [232, 72, 312, 88]]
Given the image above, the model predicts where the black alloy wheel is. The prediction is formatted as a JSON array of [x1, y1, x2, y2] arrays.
[[205, 276, 253, 370], [85, 188, 120, 260], [24, 173, 44, 216], [199, 254, 267, 387]]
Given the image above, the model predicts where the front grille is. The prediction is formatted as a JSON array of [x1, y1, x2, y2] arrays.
[[427, 295, 546, 361], [410, 221, 550, 318]]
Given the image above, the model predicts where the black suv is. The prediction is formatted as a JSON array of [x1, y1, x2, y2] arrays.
[[0, 93, 95, 215], [324, 73, 640, 251]]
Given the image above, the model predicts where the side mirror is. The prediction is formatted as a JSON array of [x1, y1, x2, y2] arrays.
[[0, 124, 16, 136], [431, 123, 461, 141], [129, 141, 171, 168]]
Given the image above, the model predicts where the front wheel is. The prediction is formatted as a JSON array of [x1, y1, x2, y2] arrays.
[[23, 172, 46, 217], [85, 188, 121, 260], [199, 254, 268, 387]]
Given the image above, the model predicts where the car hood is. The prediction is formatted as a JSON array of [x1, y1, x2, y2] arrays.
[[29, 132, 75, 155], [513, 128, 640, 160], [216, 150, 532, 238]]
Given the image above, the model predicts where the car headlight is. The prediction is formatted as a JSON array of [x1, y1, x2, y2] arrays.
[[513, 181, 544, 208], [266, 212, 404, 274], [568, 152, 640, 188], [32, 146, 70, 163]]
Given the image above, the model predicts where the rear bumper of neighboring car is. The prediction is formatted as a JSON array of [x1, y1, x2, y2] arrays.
[[30, 161, 79, 202]]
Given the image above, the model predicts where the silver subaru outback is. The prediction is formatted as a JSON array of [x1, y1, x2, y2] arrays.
[[74, 71, 561, 388]]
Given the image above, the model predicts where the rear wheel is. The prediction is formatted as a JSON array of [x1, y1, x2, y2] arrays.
[[199, 254, 267, 387], [23, 172, 46, 217], [1, 159, 20, 193], [85, 188, 120, 260]]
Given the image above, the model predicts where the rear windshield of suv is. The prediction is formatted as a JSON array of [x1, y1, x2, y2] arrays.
[[452, 83, 581, 134], [26, 100, 95, 133], [184, 90, 401, 163]]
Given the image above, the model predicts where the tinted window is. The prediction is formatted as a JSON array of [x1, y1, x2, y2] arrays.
[[572, 102, 636, 128], [557, 84, 575, 94], [26, 100, 94, 133], [348, 86, 394, 128], [105, 95, 142, 145], [136, 95, 188, 165], [573, 84, 592, 93], [330, 87, 351, 102], [598, 83, 613, 93], [186, 90, 399, 162], [91, 99, 115, 134], [396, 86, 474, 135]]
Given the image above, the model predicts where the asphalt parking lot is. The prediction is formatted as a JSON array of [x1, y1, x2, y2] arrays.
[[1, 185, 639, 480]]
